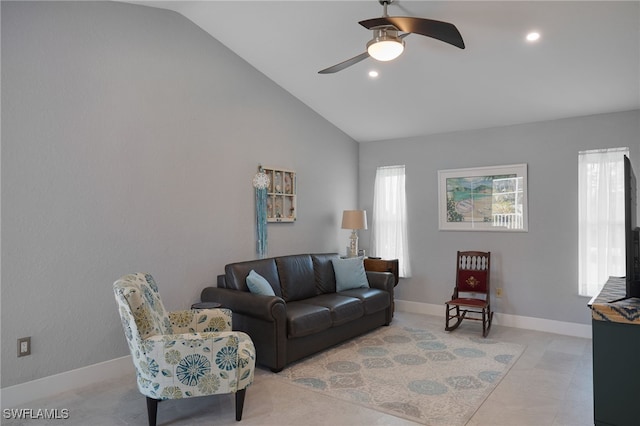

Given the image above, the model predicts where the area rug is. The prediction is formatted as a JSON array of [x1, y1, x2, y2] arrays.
[[272, 323, 524, 425]]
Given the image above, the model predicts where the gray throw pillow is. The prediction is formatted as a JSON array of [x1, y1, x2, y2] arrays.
[[332, 257, 370, 292], [246, 270, 275, 296]]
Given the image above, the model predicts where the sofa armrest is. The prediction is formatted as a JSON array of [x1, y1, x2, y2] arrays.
[[367, 271, 395, 322], [200, 287, 286, 323], [168, 308, 233, 334], [202, 286, 287, 372], [366, 271, 395, 293]]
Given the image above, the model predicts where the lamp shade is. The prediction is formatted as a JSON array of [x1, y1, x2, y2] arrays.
[[341, 210, 368, 230], [366, 28, 405, 62], [367, 40, 404, 61]]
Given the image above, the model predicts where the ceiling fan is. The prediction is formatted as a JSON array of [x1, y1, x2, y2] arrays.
[[318, 0, 465, 74]]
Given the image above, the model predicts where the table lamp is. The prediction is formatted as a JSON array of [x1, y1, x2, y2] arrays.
[[342, 210, 368, 258]]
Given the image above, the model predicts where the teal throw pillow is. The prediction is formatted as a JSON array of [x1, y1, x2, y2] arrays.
[[246, 270, 275, 296], [332, 257, 370, 292]]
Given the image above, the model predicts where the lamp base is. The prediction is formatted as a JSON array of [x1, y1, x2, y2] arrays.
[[348, 230, 359, 258]]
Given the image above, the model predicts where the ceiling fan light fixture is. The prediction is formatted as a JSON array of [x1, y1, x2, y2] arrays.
[[367, 28, 405, 61]]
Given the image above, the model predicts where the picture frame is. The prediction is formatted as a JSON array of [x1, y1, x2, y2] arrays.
[[438, 163, 528, 232]]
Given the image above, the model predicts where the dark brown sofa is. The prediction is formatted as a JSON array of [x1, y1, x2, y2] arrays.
[[200, 253, 394, 372]]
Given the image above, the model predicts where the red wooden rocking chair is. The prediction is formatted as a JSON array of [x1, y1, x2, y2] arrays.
[[445, 251, 493, 337]]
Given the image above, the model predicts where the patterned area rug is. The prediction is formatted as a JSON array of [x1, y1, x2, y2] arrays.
[[273, 323, 524, 425]]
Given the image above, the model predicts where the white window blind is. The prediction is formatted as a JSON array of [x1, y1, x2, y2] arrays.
[[578, 147, 628, 297], [371, 165, 411, 277]]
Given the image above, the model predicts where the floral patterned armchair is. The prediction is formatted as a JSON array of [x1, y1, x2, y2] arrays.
[[113, 273, 255, 425]]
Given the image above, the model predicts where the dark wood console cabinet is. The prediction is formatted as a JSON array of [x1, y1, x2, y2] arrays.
[[588, 277, 640, 426]]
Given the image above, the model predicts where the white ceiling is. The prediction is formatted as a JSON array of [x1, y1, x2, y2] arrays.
[[128, 1, 640, 142]]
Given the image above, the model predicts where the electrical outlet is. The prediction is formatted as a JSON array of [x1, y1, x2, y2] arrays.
[[495, 288, 503, 297], [18, 337, 31, 357]]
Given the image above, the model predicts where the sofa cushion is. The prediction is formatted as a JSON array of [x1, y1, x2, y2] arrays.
[[312, 253, 339, 294], [338, 288, 390, 315], [276, 255, 316, 302], [225, 258, 281, 297], [303, 294, 364, 326], [286, 301, 332, 338], [332, 257, 370, 291], [246, 270, 276, 296]]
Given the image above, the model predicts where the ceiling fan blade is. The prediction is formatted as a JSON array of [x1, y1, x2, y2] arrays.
[[359, 16, 465, 49], [318, 51, 369, 74]]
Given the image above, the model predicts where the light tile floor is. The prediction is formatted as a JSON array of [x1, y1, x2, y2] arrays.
[[3, 312, 593, 426]]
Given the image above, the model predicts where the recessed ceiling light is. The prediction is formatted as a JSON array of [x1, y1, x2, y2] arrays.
[[526, 32, 541, 42], [369, 70, 379, 78]]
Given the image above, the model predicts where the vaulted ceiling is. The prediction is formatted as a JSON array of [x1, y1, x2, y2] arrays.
[[128, 1, 640, 142]]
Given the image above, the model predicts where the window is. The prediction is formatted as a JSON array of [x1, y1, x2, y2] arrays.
[[578, 147, 629, 297], [371, 165, 411, 277]]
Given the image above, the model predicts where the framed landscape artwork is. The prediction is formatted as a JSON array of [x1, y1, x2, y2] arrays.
[[438, 163, 528, 232]]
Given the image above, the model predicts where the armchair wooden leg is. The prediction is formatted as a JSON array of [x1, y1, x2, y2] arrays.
[[146, 397, 159, 426], [235, 388, 247, 421]]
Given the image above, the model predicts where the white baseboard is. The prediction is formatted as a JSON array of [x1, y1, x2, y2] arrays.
[[1, 355, 134, 408], [395, 299, 592, 339], [1, 302, 593, 408]]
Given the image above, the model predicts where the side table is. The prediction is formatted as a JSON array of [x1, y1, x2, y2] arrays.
[[364, 258, 399, 286]]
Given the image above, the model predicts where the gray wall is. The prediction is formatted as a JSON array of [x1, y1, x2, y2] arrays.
[[1, 1, 358, 387], [359, 110, 640, 325], [3, 0, 638, 391]]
